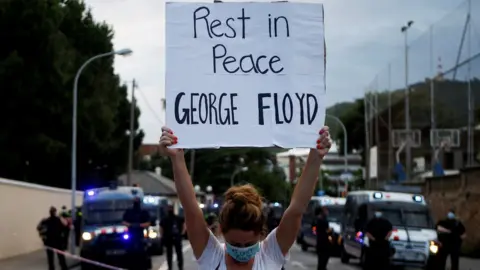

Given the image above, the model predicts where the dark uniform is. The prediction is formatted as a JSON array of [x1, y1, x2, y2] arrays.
[[267, 208, 279, 233], [74, 208, 82, 246], [59, 206, 71, 250], [365, 212, 393, 270], [206, 213, 218, 234], [160, 206, 184, 270], [436, 211, 466, 270], [39, 207, 68, 270], [314, 207, 331, 270], [122, 197, 151, 270]]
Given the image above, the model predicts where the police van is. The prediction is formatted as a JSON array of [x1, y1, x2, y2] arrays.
[[80, 185, 153, 270], [297, 196, 346, 252], [340, 190, 439, 269]]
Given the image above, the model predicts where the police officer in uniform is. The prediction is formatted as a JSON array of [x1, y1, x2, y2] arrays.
[[365, 211, 393, 270], [160, 205, 186, 270], [313, 206, 331, 270], [39, 207, 69, 270], [74, 207, 82, 246], [206, 212, 218, 235], [436, 209, 466, 270], [267, 207, 279, 233], [59, 206, 72, 250], [122, 196, 151, 270]]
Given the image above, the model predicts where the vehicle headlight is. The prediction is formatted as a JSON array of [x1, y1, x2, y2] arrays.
[[148, 231, 158, 239], [429, 240, 439, 254], [82, 232, 92, 241]]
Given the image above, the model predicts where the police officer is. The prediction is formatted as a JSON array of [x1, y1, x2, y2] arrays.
[[122, 197, 151, 270], [59, 206, 72, 250], [160, 205, 185, 270], [313, 206, 331, 270], [365, 211, 393, 270], [266, 207, 275, 233], [436, 209, 466, 270], [74, 207, 82, 246], [206, 212, 218, 235], [40, 206, 69, 270]]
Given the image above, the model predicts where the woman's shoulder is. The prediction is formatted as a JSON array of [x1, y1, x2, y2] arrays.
[[197, 233, 225, 267]]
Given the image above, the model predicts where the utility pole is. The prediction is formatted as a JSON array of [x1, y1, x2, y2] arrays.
[[401, 21, 414, 181], [127, 79, 136, 186]]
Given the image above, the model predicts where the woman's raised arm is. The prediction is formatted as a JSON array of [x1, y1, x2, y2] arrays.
[[159, 127, 210, 259], [276, 126, 331, 254]]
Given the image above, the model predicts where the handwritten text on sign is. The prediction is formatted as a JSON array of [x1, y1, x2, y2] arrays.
[[166, 2, 326, 148]]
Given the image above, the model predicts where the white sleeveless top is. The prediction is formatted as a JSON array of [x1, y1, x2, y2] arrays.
[[197, 228, 288, 270]]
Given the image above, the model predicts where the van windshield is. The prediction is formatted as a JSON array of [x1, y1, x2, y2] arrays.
[[373, 202, 433, 229], [326, 206, 343, 223]]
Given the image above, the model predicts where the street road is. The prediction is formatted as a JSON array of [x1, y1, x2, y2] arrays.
[[164, 241, 361, 270], [7, 241, 478, 270]]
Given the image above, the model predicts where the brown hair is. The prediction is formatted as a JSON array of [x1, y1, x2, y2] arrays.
[[219, 184, 266, 235]]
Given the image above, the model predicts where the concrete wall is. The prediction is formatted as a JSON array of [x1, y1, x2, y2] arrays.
[[0, 178, 83, 260], [421, 167, 480, 256]]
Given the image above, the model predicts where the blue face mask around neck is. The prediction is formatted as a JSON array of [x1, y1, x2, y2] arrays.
[[225, 242, 260, 263], [447, 212, 455, 219]]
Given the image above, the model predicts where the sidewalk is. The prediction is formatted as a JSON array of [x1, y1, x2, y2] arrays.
[[456, 257, 480, 270], [0, 249, 78, 270]]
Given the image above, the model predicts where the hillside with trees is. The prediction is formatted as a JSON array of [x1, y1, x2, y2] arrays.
[[0, 0, 143, 189], [329, 77, 480, 165]]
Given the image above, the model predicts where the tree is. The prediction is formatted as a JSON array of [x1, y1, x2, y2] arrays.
[[0, 0, 143, 189], [337, 98, 366, 157], [154, 148, 290, 201]]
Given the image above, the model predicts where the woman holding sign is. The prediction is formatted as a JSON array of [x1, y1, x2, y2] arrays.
[[159, 126, 332, 269]]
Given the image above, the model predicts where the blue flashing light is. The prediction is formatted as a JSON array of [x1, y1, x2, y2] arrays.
[[273, 202, 280, 207], [87, 190, 95, 196], [413, 195, 423, 202], [213, 203, 219, 208], [123, 234, 129, 240]]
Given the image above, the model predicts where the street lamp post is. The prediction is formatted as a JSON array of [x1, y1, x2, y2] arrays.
[[206, 185, 213, 205], [401, 21, 414, 181], [230, 167, 248, 186], [70, 48, 132, 254], [326, 114, 348, 196]]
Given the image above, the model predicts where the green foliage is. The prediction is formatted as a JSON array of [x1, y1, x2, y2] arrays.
[[0, 0, 143, 188], [149, 148, 290, 202]]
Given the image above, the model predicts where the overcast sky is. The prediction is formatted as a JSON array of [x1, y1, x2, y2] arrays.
[[85, 0, 467, 143]]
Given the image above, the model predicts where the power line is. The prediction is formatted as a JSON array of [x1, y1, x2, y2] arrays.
[[135, 85, 164, 125]]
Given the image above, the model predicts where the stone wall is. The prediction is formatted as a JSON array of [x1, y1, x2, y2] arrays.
[[422, 167, 480, 256], [0, 178, 83, 260]]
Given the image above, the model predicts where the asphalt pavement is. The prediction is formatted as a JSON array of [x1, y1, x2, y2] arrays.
[[4, 241, 478, 270], [173, 241, 360, 270]]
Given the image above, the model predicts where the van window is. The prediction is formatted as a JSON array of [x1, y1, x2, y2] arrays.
[[354, 204, 368, 230], [306, 200, 318, 215], [303, 200, 318, 225]]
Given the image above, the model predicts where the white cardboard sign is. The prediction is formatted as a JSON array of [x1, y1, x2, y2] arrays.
[[165, 2, 326, 148]]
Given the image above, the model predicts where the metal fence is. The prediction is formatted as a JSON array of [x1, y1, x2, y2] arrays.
[[364, 0, 480, 186]]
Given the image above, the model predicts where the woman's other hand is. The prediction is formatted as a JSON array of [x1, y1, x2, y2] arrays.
[[315, 126, 332, 158], [159, 126, 184, 157]]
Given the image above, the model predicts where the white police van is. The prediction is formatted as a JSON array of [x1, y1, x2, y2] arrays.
[[297, 196, 346, 252], [340, 190, 439, 269]]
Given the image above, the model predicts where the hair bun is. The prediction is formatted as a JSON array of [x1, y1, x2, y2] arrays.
[[224, 184, 262, 208]]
